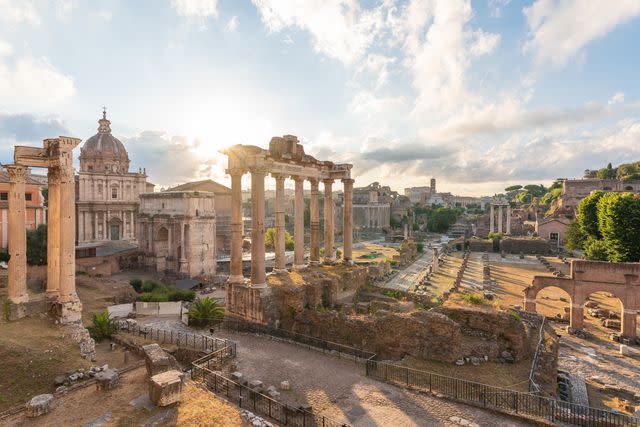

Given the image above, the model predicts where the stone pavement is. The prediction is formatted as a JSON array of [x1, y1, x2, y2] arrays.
[[384, 253, 432, 291]]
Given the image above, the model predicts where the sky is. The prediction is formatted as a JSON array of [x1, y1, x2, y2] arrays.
[[1, 0, 640, 196]]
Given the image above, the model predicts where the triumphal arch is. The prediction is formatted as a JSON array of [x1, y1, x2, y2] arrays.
[[6, 136, 83, 323], [222, 135, 353, 322], [524, 260, 640, 339]]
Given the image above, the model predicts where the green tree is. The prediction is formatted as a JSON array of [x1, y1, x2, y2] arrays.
[[564, 220, 586, 251], [577, 191, 604, 239], [265, 227, 294, 251], [504, 185, 523, 192], [88, 311, 119, 342], [188, 297, 225, 326], [583, 237, 609, 261], [597, 192, 640, 262], [26, 224, 47, 265], [596, 163, 616, 179]]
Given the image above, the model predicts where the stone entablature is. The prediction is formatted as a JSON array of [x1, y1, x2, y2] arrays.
[[524, 260, 640, 338], [138, 191, 216, 278]]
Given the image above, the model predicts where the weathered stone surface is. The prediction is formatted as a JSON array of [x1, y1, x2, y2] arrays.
[[142, 343, 180, 377], [26, 394, 54, 417], [149, 370, 183, 407], [279, 380, 290, 391], [95, 369, 120, 391]]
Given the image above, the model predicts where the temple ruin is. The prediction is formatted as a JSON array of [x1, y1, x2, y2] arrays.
[[222, 135, 353, 322], [6, 137, 83, 322]]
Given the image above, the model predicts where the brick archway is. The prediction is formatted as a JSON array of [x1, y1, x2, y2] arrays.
[[524, 260, 640, 338]]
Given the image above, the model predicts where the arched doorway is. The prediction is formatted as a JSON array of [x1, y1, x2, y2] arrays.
[[586, 291, 627, 337], [530, 285, 574, 323]]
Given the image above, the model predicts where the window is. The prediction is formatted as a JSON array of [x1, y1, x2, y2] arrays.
[[549, 232, 559, 242], [0, 192, 7, 201], [88, 165, 93, 171], [112, 187, 118, 199], [625, 186, 633, 191], [25, 193, 32, 201]]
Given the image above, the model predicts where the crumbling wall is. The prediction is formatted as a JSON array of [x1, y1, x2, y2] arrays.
[[500, 237, 550, 254]]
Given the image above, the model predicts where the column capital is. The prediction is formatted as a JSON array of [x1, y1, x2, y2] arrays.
[[307, 177, 319, 186], [341, 178, 355, 185], [249, 166, 267, 177], [322, 178, 334, 185], [47, 166, 62, 184], [5, 164, 28, 183], [271, 172, 286, 181], [227, 167, 246, 177], [291, 175, 305, 183]]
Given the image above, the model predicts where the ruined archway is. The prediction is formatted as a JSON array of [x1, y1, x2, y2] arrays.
[[524, 260, 640, 338], [586, 291, 627, 337]]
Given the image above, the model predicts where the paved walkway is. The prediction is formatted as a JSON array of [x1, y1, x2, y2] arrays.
[[384, 253, 432, 291]]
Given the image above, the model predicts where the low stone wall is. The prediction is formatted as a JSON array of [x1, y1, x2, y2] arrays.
[[468, 239, 493, 252], [500, 237, 550, 254]]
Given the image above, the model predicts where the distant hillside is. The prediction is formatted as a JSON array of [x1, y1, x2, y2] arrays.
[[584, 161, 640, 181]]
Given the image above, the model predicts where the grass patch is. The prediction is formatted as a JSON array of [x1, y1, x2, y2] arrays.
[[137, 280, 195, 302], [382, 290, 401, 299], [460, 293, 484, 305]]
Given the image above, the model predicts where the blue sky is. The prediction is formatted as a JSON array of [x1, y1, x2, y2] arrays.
[[1, 0, 639, 196]]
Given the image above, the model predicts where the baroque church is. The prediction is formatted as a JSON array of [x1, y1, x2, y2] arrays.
[[76, 110, 154, 243]]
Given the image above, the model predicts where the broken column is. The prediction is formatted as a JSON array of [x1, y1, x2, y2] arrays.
[[489, 204, 495, 233]]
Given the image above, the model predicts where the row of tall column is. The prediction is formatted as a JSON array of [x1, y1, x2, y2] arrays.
[[489, 204, 511, 234], [228, 168, 353, 287]]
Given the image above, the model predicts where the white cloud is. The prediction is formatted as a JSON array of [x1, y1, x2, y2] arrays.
[[0, 56, 76, 109], [252, 0, 387, 65], [0, 39, 12, 57], [226, 15, 239, 32], [489, 0, 511, 18], [609, 92, 625, 105], [0, 0, 40, 25], [523, 0, 640, 66], [470, 30, 501, 56], [170, 0, 218, 18]]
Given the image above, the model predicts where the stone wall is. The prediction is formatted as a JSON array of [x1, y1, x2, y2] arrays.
[[499, 237, 550, 254]]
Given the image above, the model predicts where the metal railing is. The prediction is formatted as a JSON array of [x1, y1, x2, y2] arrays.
[[115, 320, 229, 352], [366, 360, 640, 427], [529, 314, 547, 394]]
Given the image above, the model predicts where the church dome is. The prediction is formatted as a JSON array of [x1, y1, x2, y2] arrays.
[[80, 109, 130, 174]]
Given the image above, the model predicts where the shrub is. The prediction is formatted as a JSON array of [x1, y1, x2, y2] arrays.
[[188, 297, 225, 326], [460, 293, 484, 305], [88, 310, 119, 342], [510, 311, 521, 321], [416, 243, 424, 253], [129, 278, 143, 293], [168, 289, 195, 302], [139, 292, 169, 302], [26, 224, 47, 265], [382, 290, 401, 299], [335, 249, 342, 259], [142, 280, 162, 293]]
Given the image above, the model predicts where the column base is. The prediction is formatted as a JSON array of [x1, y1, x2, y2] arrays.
[[272, 268, 288, 274], [45, 290, 60, 302], [8, 293, 29, 305], [293, 264, 307, 271], [323, 257, 336, 265], [250, 282, 268, 289], [227, 274, 246, 284], [308, 261, 320, 266], [342, 259, 354, 266], [4, 300, 28, 321]]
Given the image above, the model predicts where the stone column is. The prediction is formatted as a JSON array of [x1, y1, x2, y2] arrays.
[[273, 173, 286, 272], [250, 168, 266, 287], [102, 211, 107, 240], [309, 178, 320, 265], [342, 178, 354, 263], [228, 169, 245, 284], [622, 307, 637, 339], [323, 179, 335, 263], [489, 204, 494, 233], [6, 165, 28, 304], [46, 167, 61, 300], [569, 297, 584, 331], [59, 156, 82, 323], [78, 211, 85, 242], [293, 176, 305, 270], [179, 222, 188, 274], [506, 205, 511, 235], [497, 205, 503, 234]]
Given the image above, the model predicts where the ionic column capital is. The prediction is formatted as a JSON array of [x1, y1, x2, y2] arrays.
[[5, 164, 28, 183]]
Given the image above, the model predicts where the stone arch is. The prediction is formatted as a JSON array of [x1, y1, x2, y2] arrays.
[[524, 277, 584, 330], [156, 226, 168, 241], [586, 290, 625, 336], [624, 185, 633, 191]]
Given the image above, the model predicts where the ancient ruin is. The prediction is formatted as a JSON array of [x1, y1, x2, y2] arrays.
[[524, 260, 640, 338], [7, 137, 83, 323], [223, 135, 353, 322]]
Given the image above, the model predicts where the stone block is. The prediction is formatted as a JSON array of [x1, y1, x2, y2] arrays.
[[142, 343, 180, 377], [26, 394, 54, 417], [230, 372, 243, 382], [248, 380, 263, 391], [149, 370, 183, 407], [95, 369, 120, 391], [280, 380, 290, 391]]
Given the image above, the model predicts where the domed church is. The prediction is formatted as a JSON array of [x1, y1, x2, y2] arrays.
[[76, 110, 154, 243]]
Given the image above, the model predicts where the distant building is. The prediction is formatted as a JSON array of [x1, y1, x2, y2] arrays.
[[404, 179, 436, 204], [0, 170, 46, 250], [350, 182, 393, 230], [559, 178, 640, 211], [76, 110, 154, 243], [168, 179, 232, 254], [536, 216, 571, 248], [138, 191, 216, 278]]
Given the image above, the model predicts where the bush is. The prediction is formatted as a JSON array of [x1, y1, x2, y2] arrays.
[[139, 292, 169, 302], [0, 251, 9, 263], [142, 280, 162, 293], [416, 243, 424, 253], [88, 310, 119, 342], [26, 224, 47, 265], [460, 293, 484, 305], [583, 237, 609, 261], [382, 290, 401, 299], [129, 278, 143, 293], [188, 297, 225, 326], [167, 289, 195, 302], [335, 249, 342, 259]]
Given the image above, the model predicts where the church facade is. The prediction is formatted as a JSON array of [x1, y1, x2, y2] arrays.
[[76, 111, 154, 243]]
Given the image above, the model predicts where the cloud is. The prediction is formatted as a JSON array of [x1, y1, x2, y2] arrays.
[[609, 92, 625, 105], [122, 131, 223, 188], [523, 0, 640, 66], [0, 54, 76, 109], [0, 39, 11, 57], [489, 0, 511, 18], [170, 0, 218, 18], [252, 0, 388, 65], [226, 15, 238, 32], [0, 112, 69, 165], [0, 0, 40, 25]]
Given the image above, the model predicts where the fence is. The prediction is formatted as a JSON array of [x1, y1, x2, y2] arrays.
[[192, 366, 348, 427], [529, 314, 547, 394], [213, 319, 376, 363], [115, 320, 229, 352], [366, 360, 640, 427]]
